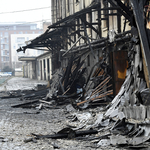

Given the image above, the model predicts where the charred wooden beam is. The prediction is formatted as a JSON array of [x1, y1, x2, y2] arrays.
[[50, 43, 62, 51], [114, 0, 131, 17], [48, 2, 102, 29], [70, 30, 130, 52], [66, 42, 71, 46], [47, 47, 52, 51], [68, 29, 84, 36], [68, 31, 85, 37], [117, 11, 121, 33], [49, 23, 99, 28], [84, 20, 99, 35], [101, 7, 120, 10], [104, 13, 119, 16], [98, 2, 102, 38], [107, 0, 131, 21], [66, 36, 74, 44], [63, 56, 73, 90], [32, 48, 50, 51], [81, 18, 96, 59], [103, 0, 109, 31], [32, 129, 98, 139], [71, 35, 131, 53], [100, 18, 108, 20], [62, 36, 83, 56], [69, 27, 86, 42], [11, 100, 39, 108]]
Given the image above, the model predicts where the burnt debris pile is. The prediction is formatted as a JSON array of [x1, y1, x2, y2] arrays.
[[47, 55, 113, 109], [2, 28, 150, 149], [3, 0, 150, 149], [3, 29, 150, 149]]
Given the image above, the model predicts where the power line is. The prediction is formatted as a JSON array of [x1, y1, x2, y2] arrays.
[[15, 19, 51, 24], [0, 6, 51, 15], [16, 19, 51, 26], [0, 19, 51, 28]]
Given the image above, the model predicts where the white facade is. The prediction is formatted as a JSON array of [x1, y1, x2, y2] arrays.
[[11, 34, 44, 69], [36, 53, 52, 81], [21, 52, 52, 80]]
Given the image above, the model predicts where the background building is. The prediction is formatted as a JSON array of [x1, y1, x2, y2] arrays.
[[0, 23, 43, 71], [18, 21, 52, 80], [11, 34, 43, 69]]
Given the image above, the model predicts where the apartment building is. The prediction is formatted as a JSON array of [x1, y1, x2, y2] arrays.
[[0, 23, 43, 71], [11, 33, 43, 69]]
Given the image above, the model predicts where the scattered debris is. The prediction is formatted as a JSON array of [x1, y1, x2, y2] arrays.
[[4, 1, 150, 149], [31, 128, 98, 140]]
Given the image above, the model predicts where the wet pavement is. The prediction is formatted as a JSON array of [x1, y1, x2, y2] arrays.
[[0, 76, 48, 91], [0, 77, 49, 149], [0, 77, 126, 150], [0, 77, 10, 85]]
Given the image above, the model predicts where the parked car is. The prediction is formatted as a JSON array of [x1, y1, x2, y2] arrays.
[[0, 72, 12, 77]]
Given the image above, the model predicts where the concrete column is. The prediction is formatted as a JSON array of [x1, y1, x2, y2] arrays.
[[30, 62, 32, 79], [39, 60, 42, 80], [40, 60, 43, 80], [62, 0, 66, 19], [42, 59, 45, 80], [70, 0, 74, 15], [28, 63, 30, 78], [50, 56, 52, 79], [45, 57, 48, 80]]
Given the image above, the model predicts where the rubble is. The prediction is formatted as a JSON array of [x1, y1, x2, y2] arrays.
[[3, 0, 150, 149], [46, 55, 113, 110], [3, 39, 149, 148], [4, 30, 149, 150], [23, 1, 150, 148]]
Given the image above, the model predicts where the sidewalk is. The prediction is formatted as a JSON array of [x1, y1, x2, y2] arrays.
[[0, 76, 48, 91]]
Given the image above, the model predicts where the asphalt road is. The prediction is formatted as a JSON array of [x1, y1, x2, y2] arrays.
[[0, 77, 125, 150], [0, 76, 48, 91]]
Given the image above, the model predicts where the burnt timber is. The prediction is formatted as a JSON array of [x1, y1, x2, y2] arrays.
[[16, 0, 150, 106], [13, 0, 150, 148], [17, 2, 150, 113]]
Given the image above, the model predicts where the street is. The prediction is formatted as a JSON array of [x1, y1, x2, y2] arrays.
[[0, 77, 93, 150], [0, 77, 125, 150]]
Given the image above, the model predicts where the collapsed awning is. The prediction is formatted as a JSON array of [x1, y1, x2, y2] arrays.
[[16, 1, 131, 55]]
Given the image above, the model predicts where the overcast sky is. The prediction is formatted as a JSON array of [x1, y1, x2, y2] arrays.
[[0, 0, 51, 27]]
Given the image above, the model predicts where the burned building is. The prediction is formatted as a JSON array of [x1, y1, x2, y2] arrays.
[[17, 1, 150, 116], [18, 1, 129, 91], [13, 0, 150, 148]]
